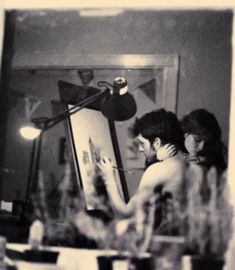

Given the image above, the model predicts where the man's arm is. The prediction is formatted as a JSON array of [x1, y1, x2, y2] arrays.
[[97, 157, 135, 217], [97, 157, 159, 217]]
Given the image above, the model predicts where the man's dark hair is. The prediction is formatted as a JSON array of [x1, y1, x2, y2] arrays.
[[129, 108, 184, 148], [181, 108, 222, 143]]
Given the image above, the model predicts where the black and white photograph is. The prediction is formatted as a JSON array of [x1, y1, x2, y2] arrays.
[[0, 1, 234, 270]]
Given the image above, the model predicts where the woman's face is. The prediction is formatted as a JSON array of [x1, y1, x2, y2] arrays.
[[184, 133, 206, 156]]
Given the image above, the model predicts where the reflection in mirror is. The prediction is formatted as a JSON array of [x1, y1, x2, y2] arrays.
[[0, 9, 232, 256]]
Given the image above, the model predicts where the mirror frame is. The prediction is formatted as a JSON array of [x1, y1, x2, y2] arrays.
[[0, 7, 235, 267], [11, 54, 179, 113]]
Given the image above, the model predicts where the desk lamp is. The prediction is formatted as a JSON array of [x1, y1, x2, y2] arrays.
[[20, 77, 137, 214]]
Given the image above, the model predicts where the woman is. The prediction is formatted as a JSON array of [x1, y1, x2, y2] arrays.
[[181, 108, 227, 174]]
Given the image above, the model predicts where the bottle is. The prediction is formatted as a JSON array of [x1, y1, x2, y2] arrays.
[[28, 220, 44, 250]]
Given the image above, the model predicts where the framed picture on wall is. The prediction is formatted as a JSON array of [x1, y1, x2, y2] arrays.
[[66, 104, 129, 210]]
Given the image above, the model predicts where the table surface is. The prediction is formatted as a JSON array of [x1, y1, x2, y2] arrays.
[[6, 244, 153, 270], [6, 243, 118, 270], [6, 238, 186, 270]]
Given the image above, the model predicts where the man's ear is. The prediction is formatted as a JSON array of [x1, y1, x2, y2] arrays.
[[153, 137, 161, 150]]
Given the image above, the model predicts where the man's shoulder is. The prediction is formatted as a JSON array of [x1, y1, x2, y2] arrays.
[[144, 161, 165, 173], [139, 155, 187, 190], [138, 163, 165, 189], [149, 155, 186, 170], [142, 160, 172, 180], [148, 156, 187, 179]]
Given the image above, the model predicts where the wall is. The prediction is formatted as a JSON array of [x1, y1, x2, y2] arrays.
[[0, 93, 67, 201], [1, 9, 232, 199], [13, 9, 232, 143]]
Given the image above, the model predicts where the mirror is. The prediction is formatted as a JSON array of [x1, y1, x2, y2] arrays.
[[0, 9, 232, 244]]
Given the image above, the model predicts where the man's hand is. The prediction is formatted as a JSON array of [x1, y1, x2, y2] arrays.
[[97, 156, 115, 185]]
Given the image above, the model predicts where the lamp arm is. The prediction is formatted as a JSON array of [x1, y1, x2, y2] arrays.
[[97, 81, 113, 88], [32, 89, 109, 131]]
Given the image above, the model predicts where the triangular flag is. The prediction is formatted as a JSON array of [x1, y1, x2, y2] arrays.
[[24, 96, 42, 120], [138, 78, 156, 103]]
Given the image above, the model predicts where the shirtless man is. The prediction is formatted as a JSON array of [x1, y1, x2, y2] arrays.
[[97, 109, 188, 218]]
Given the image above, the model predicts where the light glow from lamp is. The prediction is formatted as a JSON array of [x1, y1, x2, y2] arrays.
[[20, 126, 41, 140]]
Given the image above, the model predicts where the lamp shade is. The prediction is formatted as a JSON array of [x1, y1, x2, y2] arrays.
[[58, 77, 136, 122], [101, 92, 137, 121], [20, 126, 41, 140], [101, 77, 137, 121]]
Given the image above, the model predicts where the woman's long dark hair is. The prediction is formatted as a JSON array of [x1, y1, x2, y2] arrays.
[[181, 108, 227, 172]]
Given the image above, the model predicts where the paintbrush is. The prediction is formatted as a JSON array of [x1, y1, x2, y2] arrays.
[[112, 166, 135, 175]]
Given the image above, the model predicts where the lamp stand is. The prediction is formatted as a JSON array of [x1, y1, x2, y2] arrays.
[[21, 129, 43, 221]]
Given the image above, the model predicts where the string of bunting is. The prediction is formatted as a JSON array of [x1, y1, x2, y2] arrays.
[[24, 96, 42, 120], [8, 87, 42, 120]]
